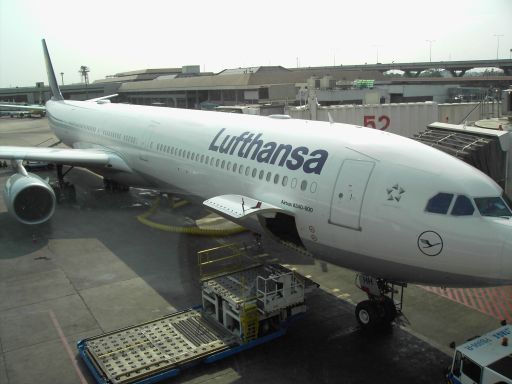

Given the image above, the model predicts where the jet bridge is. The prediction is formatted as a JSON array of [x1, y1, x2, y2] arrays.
[[414, 118, 512, 196], [78, 242, 317, 384]]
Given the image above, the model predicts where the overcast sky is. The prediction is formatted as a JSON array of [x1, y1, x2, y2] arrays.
[[0, 0, 511, 88]]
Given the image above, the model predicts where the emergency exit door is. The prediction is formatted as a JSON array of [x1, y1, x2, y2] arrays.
[[329, 160, 375, 230]]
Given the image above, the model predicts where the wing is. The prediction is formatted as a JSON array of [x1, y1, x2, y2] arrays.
[[0, 146, 132, 172], [0, 104, 46, 111]]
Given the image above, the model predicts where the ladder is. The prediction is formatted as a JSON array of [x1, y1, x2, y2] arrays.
[[241, 304, 259, 343]]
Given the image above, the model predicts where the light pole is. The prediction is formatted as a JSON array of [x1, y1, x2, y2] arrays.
[[493, 34, 503, 60], [426, 40, 435, 62], [373, 44, 381, 63]]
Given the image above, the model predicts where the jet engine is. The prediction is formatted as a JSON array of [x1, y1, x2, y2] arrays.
[[3, 173, 56, 224]]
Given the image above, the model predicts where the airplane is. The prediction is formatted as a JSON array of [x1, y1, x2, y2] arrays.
[[1, 40, 512, 329], [0, 103, 46, 118]]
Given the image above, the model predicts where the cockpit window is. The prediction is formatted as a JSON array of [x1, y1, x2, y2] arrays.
[[474, 196, 512, 217], [451, 195, 474, 216], [426, 193, 453, 214]]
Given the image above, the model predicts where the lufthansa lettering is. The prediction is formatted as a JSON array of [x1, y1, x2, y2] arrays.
[[208, 128, 328, 175]]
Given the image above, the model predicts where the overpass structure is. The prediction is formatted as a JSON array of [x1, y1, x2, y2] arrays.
[[296, 59, 512, 77]]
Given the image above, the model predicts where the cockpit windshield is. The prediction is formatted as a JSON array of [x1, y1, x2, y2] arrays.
[[474, 195, 512, 217]]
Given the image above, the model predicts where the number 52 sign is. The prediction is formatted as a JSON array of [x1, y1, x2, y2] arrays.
[[363, 115, 390, 130]]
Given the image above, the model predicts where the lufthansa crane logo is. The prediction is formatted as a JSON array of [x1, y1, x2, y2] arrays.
[[417, 231, 443, 256]]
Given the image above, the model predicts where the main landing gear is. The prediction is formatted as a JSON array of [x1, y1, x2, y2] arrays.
[[103, 178, 130, 192], [52, 164, 76, 203], [354, 274, 406, 330]]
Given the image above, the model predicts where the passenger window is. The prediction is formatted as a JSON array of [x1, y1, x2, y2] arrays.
[[282, 176, 288, 187], [266, 172, 271, 182], [274, 174, 279, 184], [300, 180, 308, 191], [221, 160, 225, 169], [252, 168, 257, 178], [426, 193, 453, 214], [233, 163, 237, 173], [451, 195, 474, 216], [227, 161, 231, 171], [259, 170, 264, 180]]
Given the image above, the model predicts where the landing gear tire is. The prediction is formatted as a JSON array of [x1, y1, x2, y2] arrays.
[[104, 178, 129, 192], [355, 300, 378, 329], [355, 274, 405, 330], [383, 297, 397, 323]]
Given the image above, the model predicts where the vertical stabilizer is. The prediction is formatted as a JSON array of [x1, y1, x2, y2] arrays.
[[41, 39, 64, 101]]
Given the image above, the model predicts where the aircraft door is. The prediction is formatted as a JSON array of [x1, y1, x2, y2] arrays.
[[139, 122, 158, 162], [329, 159, 375, 230]]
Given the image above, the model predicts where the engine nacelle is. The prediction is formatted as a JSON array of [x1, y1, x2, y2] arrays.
[[3, 173, 56, 225]]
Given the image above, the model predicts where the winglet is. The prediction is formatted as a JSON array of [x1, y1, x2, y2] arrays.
[[41, 39, 64, 101]]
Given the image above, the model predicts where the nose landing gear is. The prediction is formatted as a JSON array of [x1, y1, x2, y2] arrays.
[[355, 274, 407, 329]]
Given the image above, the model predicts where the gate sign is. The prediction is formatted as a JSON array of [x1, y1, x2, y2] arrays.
[[364, 115, 391, 130]]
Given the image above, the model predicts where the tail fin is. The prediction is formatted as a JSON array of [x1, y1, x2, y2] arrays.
[[41, 39, 64, 101]]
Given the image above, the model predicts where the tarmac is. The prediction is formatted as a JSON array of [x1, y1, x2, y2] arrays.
[[0, 116, 505, 384]]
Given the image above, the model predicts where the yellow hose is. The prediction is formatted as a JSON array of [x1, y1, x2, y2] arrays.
[[137, 197, 247, 236]]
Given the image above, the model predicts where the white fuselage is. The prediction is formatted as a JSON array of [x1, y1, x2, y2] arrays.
[[46, 99, 512, 287]]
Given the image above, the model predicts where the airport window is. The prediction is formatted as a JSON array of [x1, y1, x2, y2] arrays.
[[282, 176, 288, 187], [451, 195, 474, 216], [300, 180, 308, 191], [259, 87, 269, 99], [259, 170, 264, 180], [252, 168, 257, 178], [426, 193, 453, 214], [274, 174, 279, 184], [223, 90, 236, 101], [227, 162, 231, 171], [266, 172, 271, 182], [474, 196, 512, 217]]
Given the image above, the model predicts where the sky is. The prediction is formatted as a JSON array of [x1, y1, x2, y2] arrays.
[[0, 0, 511, 87]]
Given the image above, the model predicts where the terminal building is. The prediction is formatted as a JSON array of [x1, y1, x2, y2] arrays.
[[1, 60, 511, 110]]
